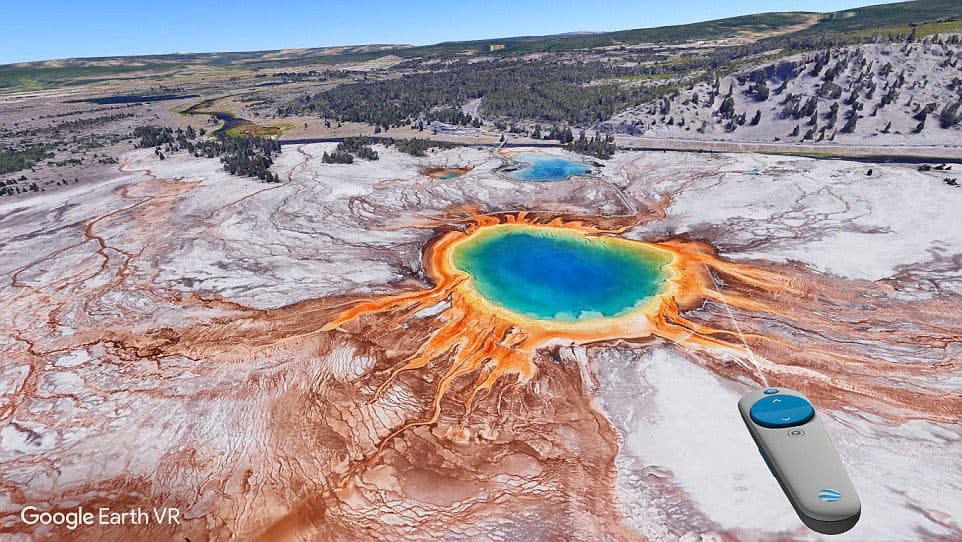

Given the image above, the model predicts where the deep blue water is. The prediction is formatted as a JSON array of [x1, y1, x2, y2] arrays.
[[452, 227, 669, 321], [71, 94, 198, 105], [507, 153, 591, 182]]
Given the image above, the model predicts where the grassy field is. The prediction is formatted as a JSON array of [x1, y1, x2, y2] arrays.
[[226, 122, 296, 138], [839, 18, 962, 41], [796, 0, 961, 35], [503, 12, 818, 52], [0, 63, 184, 91]]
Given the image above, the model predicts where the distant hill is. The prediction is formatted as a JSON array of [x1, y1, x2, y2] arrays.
[[3, 44, 409, 70], [410, 0, 961, 54], [454, 12, 821, 53], [334, 12, 819, 59], [0, 44, 410, 91], [2, 0, 960, 91], [795, 0, 962, 35]]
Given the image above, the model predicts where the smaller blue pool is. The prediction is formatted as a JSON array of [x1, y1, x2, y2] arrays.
[[506, 153, 591, 182]]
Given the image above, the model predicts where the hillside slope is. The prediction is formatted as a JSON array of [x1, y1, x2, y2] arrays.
[[4, 0, 961, 92]]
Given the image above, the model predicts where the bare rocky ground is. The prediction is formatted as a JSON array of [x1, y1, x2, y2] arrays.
[[0, 93, 194, 195]]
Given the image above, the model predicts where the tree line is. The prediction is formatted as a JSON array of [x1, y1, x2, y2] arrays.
[[319, 136, 458, 164], [565, 130, 617, 159], [134, 126, 282, 182]]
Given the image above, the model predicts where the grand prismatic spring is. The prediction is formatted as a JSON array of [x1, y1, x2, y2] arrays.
[[320, 216, 801, 430], [322, 212, 962, 443]]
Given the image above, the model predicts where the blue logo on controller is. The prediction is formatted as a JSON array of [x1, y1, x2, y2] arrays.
[[818, 489, 842, 503]]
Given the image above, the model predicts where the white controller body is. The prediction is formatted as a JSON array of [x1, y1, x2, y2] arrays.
[[738, 387, 860, 534]]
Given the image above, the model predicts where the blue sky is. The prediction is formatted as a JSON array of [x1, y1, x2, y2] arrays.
[[0, 0, 899, 65]]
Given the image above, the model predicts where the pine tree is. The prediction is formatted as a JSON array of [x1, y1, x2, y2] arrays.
[[754, 76, 769, 102], [841, 112, 858, 133], [718, 96, 735, 119]]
